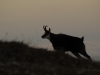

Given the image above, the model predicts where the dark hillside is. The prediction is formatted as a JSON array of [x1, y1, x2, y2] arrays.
[[0, 40, 100, 75]]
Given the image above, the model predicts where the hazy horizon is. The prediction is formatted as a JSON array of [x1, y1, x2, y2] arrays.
[[0, 0, 100, 60]]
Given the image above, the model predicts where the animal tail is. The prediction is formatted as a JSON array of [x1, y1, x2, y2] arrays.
[[81, 36, 84, 41]]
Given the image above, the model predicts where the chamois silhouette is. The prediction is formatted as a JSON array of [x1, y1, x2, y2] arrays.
[[41, 25, 92, 61]]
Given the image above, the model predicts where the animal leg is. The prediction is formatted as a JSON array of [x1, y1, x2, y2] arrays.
[[71, 52, 82, 58], [79, 52, 92, 61], [79, 44, 92, 61]]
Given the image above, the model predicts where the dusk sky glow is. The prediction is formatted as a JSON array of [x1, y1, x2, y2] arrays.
[[0, 0, 100, 60]]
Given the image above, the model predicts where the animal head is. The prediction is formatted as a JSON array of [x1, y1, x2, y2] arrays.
[[41, 25, 51, 40]]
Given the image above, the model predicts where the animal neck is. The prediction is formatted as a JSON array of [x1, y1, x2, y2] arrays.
[[49, 33, 56, 41], [46, 33, 51, 40]]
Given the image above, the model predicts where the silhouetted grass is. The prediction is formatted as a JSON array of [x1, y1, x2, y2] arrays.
[[0, 40, 100, 75]]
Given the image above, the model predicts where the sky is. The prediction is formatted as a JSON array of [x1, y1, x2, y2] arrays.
[[0, 0, 100, 60]]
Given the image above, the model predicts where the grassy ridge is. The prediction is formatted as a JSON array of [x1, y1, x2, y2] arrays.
[[0, 40, 100, 75]]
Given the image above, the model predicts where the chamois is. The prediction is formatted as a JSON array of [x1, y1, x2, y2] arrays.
[[41, 25, 92, 61]]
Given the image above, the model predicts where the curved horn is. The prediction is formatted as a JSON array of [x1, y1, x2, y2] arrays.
[[43, 25, 48, 30], [49, 28, 51, 32]]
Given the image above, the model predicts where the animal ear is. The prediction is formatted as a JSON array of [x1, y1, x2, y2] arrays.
[[49, 28, 51, 32]]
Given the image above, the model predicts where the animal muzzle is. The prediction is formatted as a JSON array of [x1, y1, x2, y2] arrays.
[[41, 35, 45, 39]]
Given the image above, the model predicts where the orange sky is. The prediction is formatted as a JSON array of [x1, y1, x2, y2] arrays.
[[0, 0, 100, 59]]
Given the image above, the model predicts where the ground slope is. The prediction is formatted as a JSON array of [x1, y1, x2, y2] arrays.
[[0, 40, 100, 75]]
